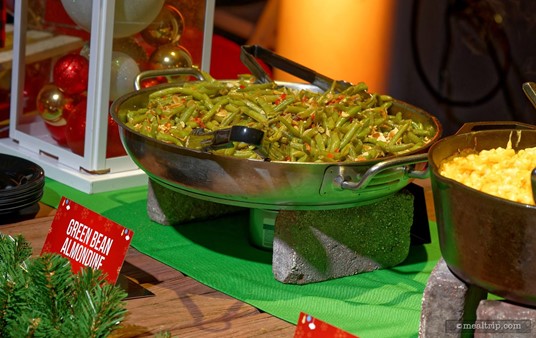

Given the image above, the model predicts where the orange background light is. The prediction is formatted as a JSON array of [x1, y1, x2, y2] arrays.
[[274, 0, 395, 93]]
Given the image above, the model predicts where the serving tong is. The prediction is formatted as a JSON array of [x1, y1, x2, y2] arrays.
[[240, 45, 353, 93], [189, 125, 264, 151], [522, 82, 536, 204], [191, 46, 361, 158]]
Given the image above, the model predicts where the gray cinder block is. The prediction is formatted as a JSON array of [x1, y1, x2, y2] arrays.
[[474, 300, 534, 338], [419, 259, 487, 337], [272, 190, 415, 284], [146, 179, 244, 225]]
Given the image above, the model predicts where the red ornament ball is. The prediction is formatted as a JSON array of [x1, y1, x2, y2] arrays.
[[140, 76, 166, 89], [65, 99, 88, 156], [53, 54, 90, 95], [65, 98, 127, 158]]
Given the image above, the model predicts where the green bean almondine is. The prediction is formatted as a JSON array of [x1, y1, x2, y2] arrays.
[[124, 74, 436, 162]]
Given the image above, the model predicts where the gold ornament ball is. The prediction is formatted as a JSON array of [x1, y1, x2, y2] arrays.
[[141, 4, 185, 46], [148, 44, 192, 70], [36, 83, 71, 123]]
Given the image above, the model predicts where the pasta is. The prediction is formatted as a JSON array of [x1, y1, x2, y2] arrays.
[[439, 142, 536, 205]]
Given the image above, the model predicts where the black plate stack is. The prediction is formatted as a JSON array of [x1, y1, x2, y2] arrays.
[[0, 153, 45, 225]]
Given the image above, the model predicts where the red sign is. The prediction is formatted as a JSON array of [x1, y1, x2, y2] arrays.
[[294, 312, 359, 338], [42, 196, 133, 284]]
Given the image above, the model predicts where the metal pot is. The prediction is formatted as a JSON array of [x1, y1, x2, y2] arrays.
[[111, 69, 441, 210], [428, 121, 536, 306]]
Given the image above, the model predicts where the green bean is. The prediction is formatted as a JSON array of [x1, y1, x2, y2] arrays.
[[273, 97, 296, 113], [335, 105, 361, 128], [356, 126, 372, 139], [123, 78, 436, 162], [352, 139, 363, 155], [384, 143, 414, 154], [314, 133, 326, 152], [406, 131, 423, 145], [277, 116, 302, 139], [388, 121, 410, 146], [220, 110, 238, 127], [169, 127, 190, 139], [240, 106, 268, 123], [327, 131, 341, 153], [179, 105, 196, 123], [339, 120, 360, 149], [128, 110, 150, 125], [236, 82, 275, 92], [202, 98, 229, 123], [268, 128, 283, 142], [156, 132, 184, 146], [256, 97, 273, 115]]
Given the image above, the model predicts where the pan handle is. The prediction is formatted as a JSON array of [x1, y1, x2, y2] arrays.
[[134, 67, 207, 91], [333, 153, 429, 191], [455, 121, 536, 135]]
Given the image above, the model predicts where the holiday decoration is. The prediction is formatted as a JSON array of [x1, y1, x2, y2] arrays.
[[23, 60, 52, 113], [53, 54, 89, 96], [148, 43, 192, 70], [60, 0, 165, 38], [140, 3, 185, 46], [110, 51, 140, 101], [139, 76, 167, 89], [65, 98, 126, 158], [36, 83, 76, 145], [64, 98, 87, 155], [112, 37, 148, 67], [0, 233, 127, 337], [106, 114, 127, 157]]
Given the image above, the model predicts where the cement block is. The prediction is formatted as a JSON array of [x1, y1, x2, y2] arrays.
[[146, 179, 244, 226], [272, 189, 415, 284], [474, 300, 534, 337], [419, 258, 487, 338]]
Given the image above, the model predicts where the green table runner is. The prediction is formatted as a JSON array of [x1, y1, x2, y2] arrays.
[[41, 178, 441, 338]]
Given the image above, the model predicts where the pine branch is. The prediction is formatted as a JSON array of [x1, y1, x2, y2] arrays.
[[0, 234, 32, 268], [0, 234, 32, 334], [0, 232, 128, 338], [72, 269, 128, 338], [26, 253, 75, 335]]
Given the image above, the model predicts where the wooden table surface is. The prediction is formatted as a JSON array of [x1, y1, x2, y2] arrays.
[[1, 204, 297, 338]]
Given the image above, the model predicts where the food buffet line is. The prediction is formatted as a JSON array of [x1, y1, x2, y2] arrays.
[[2, 35, 536, 335]]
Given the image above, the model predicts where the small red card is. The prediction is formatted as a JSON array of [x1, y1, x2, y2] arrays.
[[294, 312, 359, 338], [41, 196, 133, 284]]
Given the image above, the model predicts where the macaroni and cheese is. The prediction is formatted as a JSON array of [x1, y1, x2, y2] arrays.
[[439, 144, 536, 205]]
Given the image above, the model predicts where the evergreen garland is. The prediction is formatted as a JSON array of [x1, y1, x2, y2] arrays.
[[0, 233, 127, 337]]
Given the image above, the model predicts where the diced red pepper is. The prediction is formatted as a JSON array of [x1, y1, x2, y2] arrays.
[[274, 93, 287, 105], [194, 117, 206, 128]]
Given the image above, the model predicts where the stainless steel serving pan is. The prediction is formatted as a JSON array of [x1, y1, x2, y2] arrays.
[[110, 68, 442, 210]]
